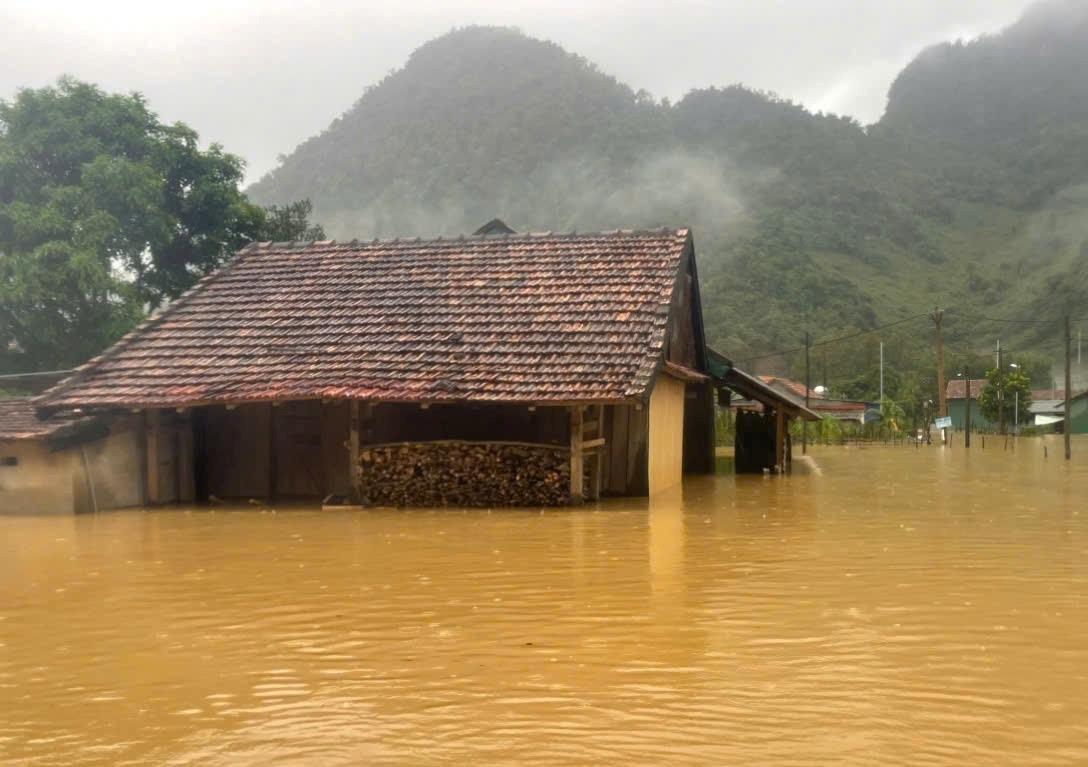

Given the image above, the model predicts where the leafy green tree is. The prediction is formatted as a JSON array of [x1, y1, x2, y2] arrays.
[[259, 199, 326, 242], [878, 396, 907, 436], [978, 367, 1033, 427], [0, 78, 322, 372]]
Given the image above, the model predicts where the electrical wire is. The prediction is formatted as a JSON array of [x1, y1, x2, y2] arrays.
[[735, 312, 931, 364], [949, 309, 1059, 325]]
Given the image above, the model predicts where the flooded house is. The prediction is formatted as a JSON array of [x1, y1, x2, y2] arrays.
[[0, 398, 142, 514], [31, 226, 732, 508], [945, 378, 995, 431]]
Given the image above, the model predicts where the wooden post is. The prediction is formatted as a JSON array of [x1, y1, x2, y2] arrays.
[[177, 409, 195, 503], [586, 404, 603, 501], [997, 341, 1006, 435], [349, 400, 361, 500], [1065, 316, 1072, 461], [935, 309, 947, 419], [570, 406, 584, 504], [145, 409, 160, 505], [803, 331, 810, 455], [964, 367, 971, 449], [267, 403, 277, 504], [774, 407, 785, 473]]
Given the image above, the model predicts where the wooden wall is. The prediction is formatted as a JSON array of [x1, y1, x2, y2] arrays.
[[648, 373, 687, 495], [603, 404, 648, 496], [322, 401, 351, 498], [202, 404, 272, 500], [683, 381, 716, 474]]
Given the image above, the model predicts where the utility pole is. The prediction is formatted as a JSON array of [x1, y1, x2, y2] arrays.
[[935, 309, 947, 419], [803, 331, 811, 455], [1066, 316, 1072, 461], [964, 365, 972, 449], [879, 339, 884, 410], [997, 340, 1005, 435]]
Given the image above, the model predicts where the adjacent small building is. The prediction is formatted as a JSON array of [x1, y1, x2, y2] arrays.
[[729, 376, 877, 425], [0, 399, 142, 514]]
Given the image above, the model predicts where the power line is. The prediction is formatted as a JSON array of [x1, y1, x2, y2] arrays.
[[948, 309, 1059, 325], [736, 312, 930, 364]]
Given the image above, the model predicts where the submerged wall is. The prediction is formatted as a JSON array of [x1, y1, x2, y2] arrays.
[[0, 416, 142, 515], [648, 373, 686, 495], [0, 441, 77, 514]]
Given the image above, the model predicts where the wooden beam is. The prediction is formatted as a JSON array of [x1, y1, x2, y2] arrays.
[[267, 403, 277, 504], [349, 401, 360, 501], [570, 406, 584, 505], [775, 408, 785, 474], [586, 405, 603, 501], [145, 409, 160, 505]]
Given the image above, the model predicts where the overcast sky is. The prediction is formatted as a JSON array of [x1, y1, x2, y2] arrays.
[[2, 0, 1033, 182]]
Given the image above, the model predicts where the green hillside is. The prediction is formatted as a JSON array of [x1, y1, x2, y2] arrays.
[[248, 2, 1088, 386]]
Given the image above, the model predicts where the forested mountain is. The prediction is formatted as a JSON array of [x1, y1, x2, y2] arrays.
[[249, 1, 1088, 381]]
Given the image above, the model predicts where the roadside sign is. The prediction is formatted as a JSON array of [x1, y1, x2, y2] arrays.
[[935, 416, 952, 429]]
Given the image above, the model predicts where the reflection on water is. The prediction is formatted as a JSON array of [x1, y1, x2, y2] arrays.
[[2, 436, 1088, 766]]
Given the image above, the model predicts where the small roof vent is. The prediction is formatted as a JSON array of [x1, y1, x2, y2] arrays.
[[474, 218, 517, 236]]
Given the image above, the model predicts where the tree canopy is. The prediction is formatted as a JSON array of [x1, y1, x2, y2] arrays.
[[978, 367, 1033, 427], [0, 78, 322, 372]]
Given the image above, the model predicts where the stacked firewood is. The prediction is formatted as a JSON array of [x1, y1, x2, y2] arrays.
[[356, 442, 570, 507]]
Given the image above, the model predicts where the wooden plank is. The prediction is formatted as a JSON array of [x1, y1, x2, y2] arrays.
[[600, 406, 612, 492], [267, 403, 277, 503], [608, 405, 627, 494], [586, 405, 603, 501], [569, 406, 584, 505], [145, 409, 160, 505], [177, 409, 195, 502], [627, 404, 649, 495], [775, 408, 785, 474], [349, 400, 360, 500]]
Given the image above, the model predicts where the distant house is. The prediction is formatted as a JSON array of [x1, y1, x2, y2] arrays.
[[945, 378, 995, 430], [1030, 398, 1065, 429], [947, 380, 1084, 432], [1072, 391, 1088, 434], [1031, 390, 1088, 433], [30, 226, 731, 508]]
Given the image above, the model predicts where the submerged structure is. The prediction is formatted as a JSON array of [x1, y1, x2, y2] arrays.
[[30, 227, 721, 507], [5, 225, 815, 512]]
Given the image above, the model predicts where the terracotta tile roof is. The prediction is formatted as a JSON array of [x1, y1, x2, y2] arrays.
[[758, 376, 825, 400], [0, 398, 89, 441], [1031, 389, 1082, 401], [40, 229, 694, 412], [945, 379, 988, 399], [945, 381, 1084, 400]]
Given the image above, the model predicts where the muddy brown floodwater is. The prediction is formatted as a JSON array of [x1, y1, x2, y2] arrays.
[[2, 436, 1088, 766]]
